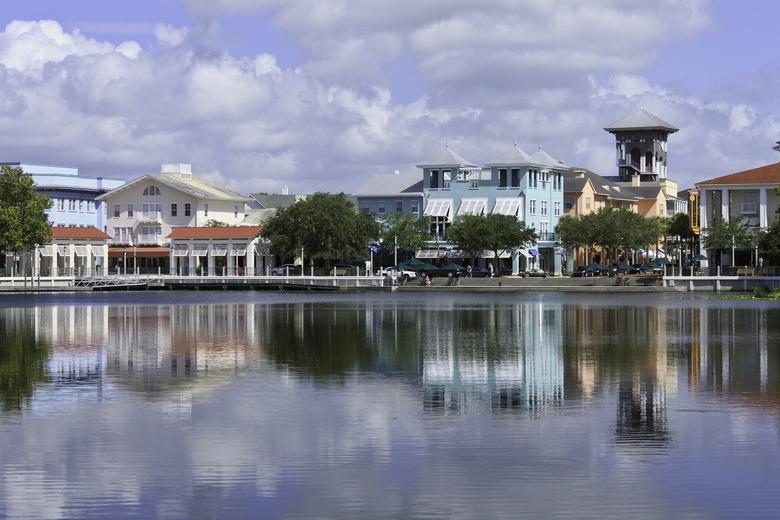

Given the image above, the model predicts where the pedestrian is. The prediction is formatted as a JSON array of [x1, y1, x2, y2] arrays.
[[424, 274, 431, 287], [488, 263, 494, 278], [467, 264, 472, 278]]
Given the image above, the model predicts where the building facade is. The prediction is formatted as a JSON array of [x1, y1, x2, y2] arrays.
[[97, 163, 251, 273], [2, 162, 124, 229], [697, 156, 780, 267], [167, 226, 273, 276], [354, 172, 424, 218]]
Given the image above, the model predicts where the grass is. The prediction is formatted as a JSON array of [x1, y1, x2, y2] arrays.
[[713, 288, 780, 300]]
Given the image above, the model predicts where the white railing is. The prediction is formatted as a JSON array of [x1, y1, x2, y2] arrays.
[[135, 212, 163, 224], [136, 234, 163, 246]]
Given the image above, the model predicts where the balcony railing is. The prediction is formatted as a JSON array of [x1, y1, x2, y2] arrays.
[[135, 212, 163, 224], [136, 234, 163, 246], [618, 158, 641, 171], [537, 232, 559, 242], [442, 180, 451, 190]]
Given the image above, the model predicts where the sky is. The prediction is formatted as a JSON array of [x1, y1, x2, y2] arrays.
[[1, 0, 779, 193]]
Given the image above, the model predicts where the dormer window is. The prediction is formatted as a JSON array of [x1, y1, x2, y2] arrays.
[[430, 170, 440, 189], [143, 185, 161, 196]]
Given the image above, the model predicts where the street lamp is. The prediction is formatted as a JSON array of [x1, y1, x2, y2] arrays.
[[123, 246, 127, 276]]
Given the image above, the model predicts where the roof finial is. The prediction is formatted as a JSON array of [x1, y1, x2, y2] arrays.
[[538, 135, 542, 150]]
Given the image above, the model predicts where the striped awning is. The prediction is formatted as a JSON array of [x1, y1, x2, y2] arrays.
[[57, 245, 70, 256], [74, 245, 91, 257], [231, 245, 247, 256], [416, 249, 447, 259], [255, 241, 270, 256], [38, 245, 55, 257], [191, 244, 209, 256], [209, 244, 228, 256], [492, 198, 521, 216], [457, 198, 487, 216], [424, 199, 452, 219], [172, 246, 189, 257]]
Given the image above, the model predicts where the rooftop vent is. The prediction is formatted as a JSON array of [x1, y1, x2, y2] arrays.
[[161, 163, 192, 178]]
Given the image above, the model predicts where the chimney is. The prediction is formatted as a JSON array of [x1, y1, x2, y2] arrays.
[[631, 174, 641, 187], [574, 169, 586, 178], [161, 163, 192, 178], [394, 169, 400, 175]]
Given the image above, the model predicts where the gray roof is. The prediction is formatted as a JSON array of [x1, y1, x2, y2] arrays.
[[530, 147, 568, 170], [485, 144, 542, 167], [604, 109, 679, 133], [416, 145, 477, 169], [250, 193, 300, 209], [353, 173, 423, 197], [564, 168, 639, 202], [241, 208, 278, 225], [97, 173, 249, 202], [621, 185, 664, 199]]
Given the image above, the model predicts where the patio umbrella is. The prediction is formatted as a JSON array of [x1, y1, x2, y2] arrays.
[[654, 257, 673, 265], [585, 262, 606, 269], [694, 254, 708, 261], [399, 258, 438, 271], [440, 262, 466, 271]]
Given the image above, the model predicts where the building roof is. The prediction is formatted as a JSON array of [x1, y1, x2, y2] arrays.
[[250, 193, 300, 209], [416, 145, 478, 169], [531, 147, 568, 170], [564, 169, 639, 202], [49, 226, 111, 240], [485, 144, 542, 167], [167, 226, 263, 240], [623, 185, 664, 199], [353, 173, 423, 196], [604, 109, 679, 133], [697, 162, 780, 186], [241, 208, 278, 226], [97, 173, 249, 202]]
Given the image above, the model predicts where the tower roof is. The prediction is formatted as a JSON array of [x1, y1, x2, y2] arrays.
[[485, 143, 541, 167], [604, 109, 679, 133], [415, 144, 477, 169]]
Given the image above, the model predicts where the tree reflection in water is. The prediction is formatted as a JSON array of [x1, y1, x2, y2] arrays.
[[0, 310, 49, 412]]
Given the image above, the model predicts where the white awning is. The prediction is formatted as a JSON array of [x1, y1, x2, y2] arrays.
[[457, 198, 487, 216], [492, 198, 521, 216], [74, 245, 91, 257], [481, 250, 511, 259], [424, 199, 452, 219], [231, 245, 247, 256], [172, 246, 189, 257], [210, 244, 228, 256], [191, 245, 209, 256], [57, 245, 70, 256], [447, 250, 469, 258], [416, 249, 447, 259], [38, 245, 55, 257], [518, 248, 532, 259]]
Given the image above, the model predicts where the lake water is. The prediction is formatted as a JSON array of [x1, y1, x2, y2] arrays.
[[0, 292, 779, 519]]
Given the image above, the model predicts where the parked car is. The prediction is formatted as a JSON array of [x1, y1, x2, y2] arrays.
[[270, 264, 301, 276], [469, 267, 491, 278], [522, 268, 548, 278], [378, 268, 417, 279], [572, 266, 596, 277]]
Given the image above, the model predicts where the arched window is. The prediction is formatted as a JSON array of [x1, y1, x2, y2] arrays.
[[645, 151, 654, 172], [630, 147, 641, 167], [143, 185, 161, 196]]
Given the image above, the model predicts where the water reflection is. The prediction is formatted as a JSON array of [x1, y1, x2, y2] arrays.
[[1, 298, 780, 518]]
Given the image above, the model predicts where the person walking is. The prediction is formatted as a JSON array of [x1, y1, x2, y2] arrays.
[[467, 264, 472, 278], [488, 263, 494, 278]]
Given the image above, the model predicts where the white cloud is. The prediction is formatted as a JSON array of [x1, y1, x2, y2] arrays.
[[153, 23, 189, 48]]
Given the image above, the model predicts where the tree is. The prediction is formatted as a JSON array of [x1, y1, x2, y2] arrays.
[[0, 165, 51, 272], [261, 193, 380, 265], [447, 214, 537, 271], [758, 215, 780, 265], [379, 212, 431, 255], [556, 215, 590, 264], [206, 219, 228, 227], [702, 217, 752, 266]]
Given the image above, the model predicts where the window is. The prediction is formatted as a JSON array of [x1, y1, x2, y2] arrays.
[[171, 203, 178, 217], [540, 221, 549, 234], [532, 170, 538, 189], [234, 205, 239, 219], [411, 202, 419, 214], [68, 199, 76, 211], [378, 201, 386, 215], [541, 200, 548, 215], [565, 199, 573, 211], [87, 201, 95, 212], [530, 200, 537, 215], [443, 170, 452, 189], [510, 169, 520, 188], [585, 197, 591, 211], [113, 204, 120, 218], [204, 203, 209, 217], [430, 170, 439, 189], [113, 228, 120, 242], [143, 185, 161, 196], [558, 173, 563, 190], [142, 203, 161, 218], [78, 200, 84, 212], [184, 203, 191, 217], [659, 203, 664, 214], [127, 203, 134, 217], [498, 168, 508, 188], [396, 200, 403, 213], [554, 201, 560, 216], [57, 199, 65, 211]]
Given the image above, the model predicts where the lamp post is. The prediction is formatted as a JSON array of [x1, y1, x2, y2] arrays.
[[123, 246, 127, 276], [300, 246, 304, 277], [731, 234, 735, 268], [394, 234, 398, 268]]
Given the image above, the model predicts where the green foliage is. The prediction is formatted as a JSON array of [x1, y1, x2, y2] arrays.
[[554, 208, 664, 263], [206, 219, 229, 227], [668, 212, 693, 239], [758, 217, 780, 264], [702, 218, 752, 251], [0, 317, 49, 412], [379, 212, 431, 253], [447, 214, 538, 269], [262, 193, 381, 263], [0, 165, 52, 255]]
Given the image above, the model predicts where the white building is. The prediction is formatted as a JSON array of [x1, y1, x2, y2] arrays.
[[167, 226, 273, 276], [96, 163, 250, 273]]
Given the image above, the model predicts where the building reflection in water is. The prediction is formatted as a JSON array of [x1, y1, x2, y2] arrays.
[[1, 300, 779, 430]]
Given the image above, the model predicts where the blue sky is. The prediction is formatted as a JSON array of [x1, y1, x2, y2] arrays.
[[0, 0, 778, 192]]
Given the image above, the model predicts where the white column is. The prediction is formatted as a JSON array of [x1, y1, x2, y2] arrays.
[[700, 189, 708, 228], [207, 243, 215, 276], [759, 188, 768, 228], [169, 247, 175, 275], [721, 188, 729, 222], [639, 154, 646, 172], [67, 244, 75, 277], [101, 244, 108, 276], [246, 241, 255, 276], [188, 246, 196, 276], [227, 245, 235, 276], [33, 247, 40, 278]]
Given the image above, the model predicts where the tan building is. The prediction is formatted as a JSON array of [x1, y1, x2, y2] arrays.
[[97, 163, 250, 273], [563, 168, 638, 217]]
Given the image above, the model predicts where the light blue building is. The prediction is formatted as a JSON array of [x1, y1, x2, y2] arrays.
[[2, 162, 125, 230], [417, 144, 566, 275]]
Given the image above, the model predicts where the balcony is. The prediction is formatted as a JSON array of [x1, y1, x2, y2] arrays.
[[537, 232, 559, 243], [136, 234, 163, 246], [618, 158, 641, 172], [135, 212, 163, 224]]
